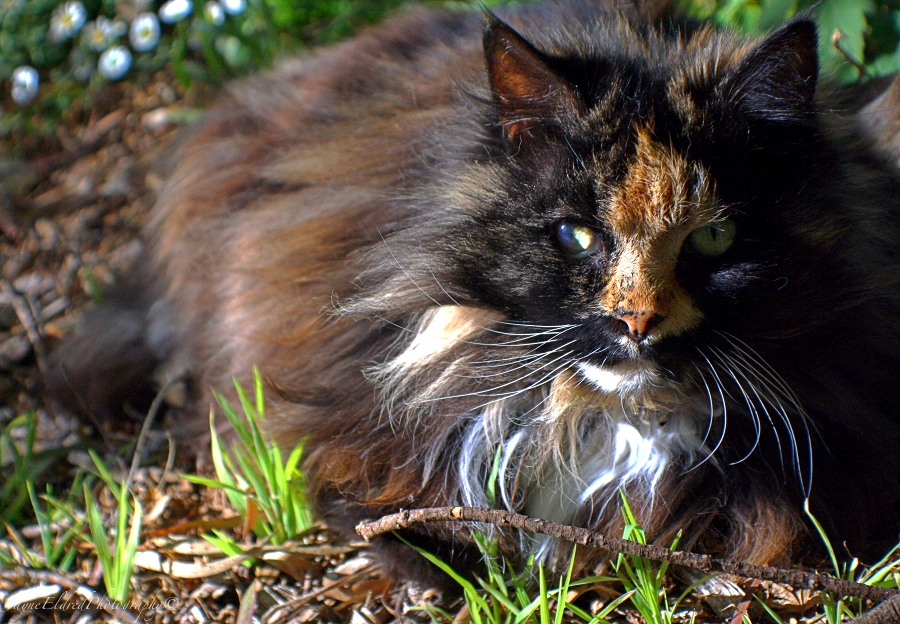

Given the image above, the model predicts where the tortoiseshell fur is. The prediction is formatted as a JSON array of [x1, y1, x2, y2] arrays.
[[49, 0, 900, 584]]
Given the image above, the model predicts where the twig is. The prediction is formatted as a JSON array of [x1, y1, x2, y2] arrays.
[[831, 29, 871, 78], [155, 431, 178, 491], [260, 563, 376, 623], [125, 372, 185, 494], [0, 281, 48, 376], [355, 506, 897, 603], [0, 568, 141, 624], [851, 592, 900, 624]]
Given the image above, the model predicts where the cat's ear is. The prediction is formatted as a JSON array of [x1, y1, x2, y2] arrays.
[[723, 18, 819, 122], [483, 16, 579, 146]]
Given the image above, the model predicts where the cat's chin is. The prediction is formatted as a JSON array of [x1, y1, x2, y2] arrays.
[[575, 359, 667, 396]]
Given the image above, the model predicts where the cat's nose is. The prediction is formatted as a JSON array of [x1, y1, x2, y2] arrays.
[[613, 310, 661, 342]]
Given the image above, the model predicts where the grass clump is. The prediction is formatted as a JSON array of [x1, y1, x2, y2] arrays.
[[406, 480, 707, 623], [1, 412, 41, 525], [83, 450, 143, 604], [614, 492, 712, 624], [184, 367, 314, 547], [2, 479, 85, 572], [803, 500, 900, 623], [409, 534, 632, 624]]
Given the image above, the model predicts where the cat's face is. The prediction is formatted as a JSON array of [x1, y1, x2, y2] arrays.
[[444, 15, 847, 397]]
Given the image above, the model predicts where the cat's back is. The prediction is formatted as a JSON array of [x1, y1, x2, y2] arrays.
[[152, 8, 481, 255]]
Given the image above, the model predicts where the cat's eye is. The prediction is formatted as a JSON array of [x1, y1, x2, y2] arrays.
[[687, 219, 736, 257], [556, 222, 600, 259]]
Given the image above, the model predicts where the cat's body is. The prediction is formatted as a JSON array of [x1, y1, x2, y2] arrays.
[[49, 0, 900, 582]]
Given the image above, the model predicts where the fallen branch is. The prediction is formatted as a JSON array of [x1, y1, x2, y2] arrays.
[[850, 592, 900, 624], [355, 506, 897, 604]]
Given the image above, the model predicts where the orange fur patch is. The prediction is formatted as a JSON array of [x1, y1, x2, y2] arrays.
[[596, 126, 722, 340]]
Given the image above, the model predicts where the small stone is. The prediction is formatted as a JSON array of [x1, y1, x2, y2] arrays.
[[34, 218, 60, 249], [61, 207, 103, 239], [13, 271, 55, 298], [99, 156, 135, 196], [156, 82, 177, 104], [0, 334, 32, 367], [143, 107, 172, 130], [332, 555, 373, 576], [107, 239, 144, 272]]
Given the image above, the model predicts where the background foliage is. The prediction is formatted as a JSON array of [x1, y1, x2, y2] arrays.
[[688, 0, 900, 80], [1, 0, 898, 141]]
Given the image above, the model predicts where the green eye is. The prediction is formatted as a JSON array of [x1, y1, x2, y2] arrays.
[[557, 222, 600, 259], [687, 219, 736, 256]]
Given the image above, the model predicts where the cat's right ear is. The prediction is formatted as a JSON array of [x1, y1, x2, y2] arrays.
[[483, 16, 579, 147]]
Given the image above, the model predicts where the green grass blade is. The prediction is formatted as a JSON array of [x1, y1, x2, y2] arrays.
[[84, 485, 113, 584], [253, 366, 265, 417], [88, 450, 121, 500], [555, 547, 578, 624], [538, 563, 550, 624], [27, 482, 53, 564], [397, 534, 492, 614], [754, 594, 786, 624], [804, 499, 840, 575]]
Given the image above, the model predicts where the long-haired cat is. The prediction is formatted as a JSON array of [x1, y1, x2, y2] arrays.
[[48, 0, 900, 583]]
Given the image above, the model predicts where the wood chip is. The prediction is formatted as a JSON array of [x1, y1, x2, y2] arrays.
[[134, 550, 248, 578], [4, 584, 62, 608]]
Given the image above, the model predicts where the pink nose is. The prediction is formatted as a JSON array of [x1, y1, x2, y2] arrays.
[[613, 310, 660, 341]]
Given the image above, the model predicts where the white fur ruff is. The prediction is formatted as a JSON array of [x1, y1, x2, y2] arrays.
[[371, 307, 719, 565]]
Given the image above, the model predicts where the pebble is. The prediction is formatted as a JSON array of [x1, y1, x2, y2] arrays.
[[34, 218, 60, 249], [0, 333, 31, 368], [107, 238, 144, 272], [143, 108, 173, 130], [99, 156, 135, 196], [13, 271, 55, 298], [333, 555, 374, 576]]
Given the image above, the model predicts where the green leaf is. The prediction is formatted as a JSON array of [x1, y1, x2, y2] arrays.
[[816, 0, 873, 80], [758, 0, 799, 31]]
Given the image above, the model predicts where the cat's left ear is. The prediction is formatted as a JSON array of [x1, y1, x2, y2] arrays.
[[483, 16, 580, 146], [722, 18, 819, 122]]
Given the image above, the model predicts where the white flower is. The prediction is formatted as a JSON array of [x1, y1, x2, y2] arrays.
[[82, 16, 118, 51], [220, 0, 245, 16], [49, 1, 87, 42], [10, 66, 39, 105], [129, 12, 160, 52], [204, 1, 224, 25], [98, 45, 132, 80], [158, 0, 192, 23]]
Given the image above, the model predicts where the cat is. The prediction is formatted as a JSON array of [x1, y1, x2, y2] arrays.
[[48, 0, 900, 585]]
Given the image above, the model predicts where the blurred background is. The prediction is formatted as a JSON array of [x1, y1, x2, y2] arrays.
[[1, 0, 898, 153]]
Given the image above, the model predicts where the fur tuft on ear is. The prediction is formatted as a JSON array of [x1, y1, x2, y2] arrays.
[[483, 15, 579, 146], [722, 18, 819, 122]]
